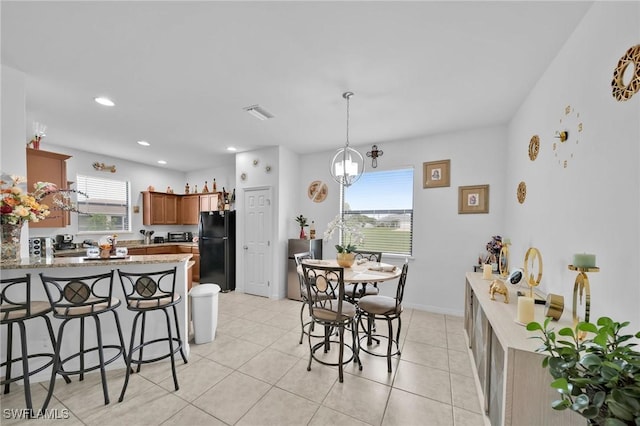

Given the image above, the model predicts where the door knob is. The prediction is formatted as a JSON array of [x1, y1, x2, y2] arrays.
[[243, 245, 248, 250]]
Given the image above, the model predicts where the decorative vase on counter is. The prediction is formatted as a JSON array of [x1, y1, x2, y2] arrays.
[[336, 252, 355, 268], [1, 223, 23, 263], [299, 227, 306, 239]]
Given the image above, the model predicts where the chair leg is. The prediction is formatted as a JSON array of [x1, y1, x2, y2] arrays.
[[171, 305, 187, 364], [43, 316, 71, 384], [79, 317, 85, 381], [386, 319, 393, 373], [306, 323, 313, 372], [298, 301, 306, 344], [119, 312, 141, 403], [93, 314, 110, 405], [163, 308, 179, 392], [136, 312, 147, 373], [3, 323, 13, 395], [110, 309, 128, 365], [396, 317, 402, 356], [42, 318, 69, 411], [17, 321, 33, 415], [338, 326, 344, 383], [352, 318, 362, 371]]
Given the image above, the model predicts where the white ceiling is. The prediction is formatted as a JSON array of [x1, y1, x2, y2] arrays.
[[1, 1, 593, 172]]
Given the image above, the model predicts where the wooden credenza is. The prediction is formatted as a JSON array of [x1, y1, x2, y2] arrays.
[[464, 273, 583, 426]]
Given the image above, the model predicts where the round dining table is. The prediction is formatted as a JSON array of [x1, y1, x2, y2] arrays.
[[299, 258, 402, 284]]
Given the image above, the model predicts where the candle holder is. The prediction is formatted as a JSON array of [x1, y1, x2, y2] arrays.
[[568, 264, 600, 340], [523, 247, 543, 298]]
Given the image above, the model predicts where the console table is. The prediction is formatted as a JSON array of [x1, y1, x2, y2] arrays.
[[464, 272, 583, 426]]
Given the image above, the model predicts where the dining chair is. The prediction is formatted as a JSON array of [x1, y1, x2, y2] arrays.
[[301, 263, 361, 382], [0, 274, 70, 415], [357, 261, 409, 372], [344, 250, 383, 302], [116, 267, 188, 402], [293, 251, 316, 344], [39, 270, 126, 409]]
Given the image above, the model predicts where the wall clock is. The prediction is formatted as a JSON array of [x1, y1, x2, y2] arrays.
[[517, 181, 527, 204], [612, 44, 640, 101], [528, 135, 539, 161], [553, 105, 582, 168], [307, 180, 328, 203]]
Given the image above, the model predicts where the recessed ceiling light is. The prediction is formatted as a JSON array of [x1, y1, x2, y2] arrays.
[[227, 146, 237, 152], [94, 97, 115, 107], [243, 105, 274, 121], [137, 140, 150, 146], [157, 160, 167, 165]]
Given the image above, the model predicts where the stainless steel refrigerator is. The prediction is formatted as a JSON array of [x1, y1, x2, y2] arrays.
[[287, 238, 322, 300], [199, 211, 236, 292]]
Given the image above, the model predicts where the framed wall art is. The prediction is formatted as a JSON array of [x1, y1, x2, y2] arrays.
[[458, 184, 490, 214], [423, 159, 450, 188]]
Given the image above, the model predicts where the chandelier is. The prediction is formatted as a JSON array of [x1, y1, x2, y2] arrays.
[[330, 91, 364, 187]]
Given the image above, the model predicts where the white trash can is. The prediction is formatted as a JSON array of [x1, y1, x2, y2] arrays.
[[189, 283, 221, 344]]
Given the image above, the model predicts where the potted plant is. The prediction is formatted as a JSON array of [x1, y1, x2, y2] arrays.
[[295, 214, 308, 239], [323, 215, 364, 267], [527, 317, 640, 425]]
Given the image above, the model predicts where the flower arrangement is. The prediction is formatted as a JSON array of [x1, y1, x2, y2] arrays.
[[323, 215, 364, 253], [295, 214, 308, 228], [1, 174, 85, 225], [485, 235, 503, 263]]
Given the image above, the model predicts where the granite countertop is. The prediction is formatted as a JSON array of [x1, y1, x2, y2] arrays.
[[1, 253, 193, 270]]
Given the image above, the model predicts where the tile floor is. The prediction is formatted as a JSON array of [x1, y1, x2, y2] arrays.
[[1, 291, 486, 426]]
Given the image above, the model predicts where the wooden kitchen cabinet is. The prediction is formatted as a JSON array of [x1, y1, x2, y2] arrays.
[[126, 247, 147, 255], [464, 273, 583, 426], [199, 193, 219, 212], [142, 191, 179, 225], [177, 245, 200, 282], [146, 245, 177, 255], [26, 148, 72, 228], [180, 195, 200, 225]]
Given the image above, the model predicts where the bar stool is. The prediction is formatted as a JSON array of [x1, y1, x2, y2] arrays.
[[39, 271, 126, 409], [357, 262, 409, 373], [1, 274, 69, 415], [116, 267, 187, 402]]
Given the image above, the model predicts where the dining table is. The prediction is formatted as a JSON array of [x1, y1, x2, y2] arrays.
[[299, 258, 402, 284]]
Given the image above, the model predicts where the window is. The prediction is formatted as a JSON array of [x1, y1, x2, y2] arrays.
[[76, 175, 131, 233], [343, 167, 413, 256]]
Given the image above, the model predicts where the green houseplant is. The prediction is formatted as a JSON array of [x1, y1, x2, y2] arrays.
[[527, 317, 640, 426]]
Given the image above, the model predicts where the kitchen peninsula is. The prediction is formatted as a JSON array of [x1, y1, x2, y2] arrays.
[[1, 253, 193, 380]]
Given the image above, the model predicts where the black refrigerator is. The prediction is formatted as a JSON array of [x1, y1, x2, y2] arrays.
[[199, 211, 236, 292]]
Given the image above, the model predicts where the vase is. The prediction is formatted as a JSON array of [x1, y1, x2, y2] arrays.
[[336, 252, 355, 268], [299, 227, 306, 239], [1, 223, 23, 263]]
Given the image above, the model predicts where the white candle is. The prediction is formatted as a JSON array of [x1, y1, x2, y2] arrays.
[[517, 296, 534, 324], [482, 264, 492, 279]]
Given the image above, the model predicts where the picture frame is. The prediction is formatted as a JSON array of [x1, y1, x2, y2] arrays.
[[423, 159, 450, 188], [458, 184, 490, 214]]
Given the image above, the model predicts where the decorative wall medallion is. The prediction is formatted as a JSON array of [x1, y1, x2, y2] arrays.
[[253, 159, 259, 166], [553, 105, 582, 168], [528, 135, 539, 161], [307, 180, 328, 203], [240, 172, 247, 181], [612, 44, 640, 101], [517, 181, 527, 204], [265, 165, 272, 173]]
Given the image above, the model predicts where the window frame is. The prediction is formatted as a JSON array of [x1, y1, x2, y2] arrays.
[[75, 174, 132, 235]]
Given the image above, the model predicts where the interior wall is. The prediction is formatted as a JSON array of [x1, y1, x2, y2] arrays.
[[278, 145, 300, 299], [299, 126, 508, 315], [505, 1, 640, 329]]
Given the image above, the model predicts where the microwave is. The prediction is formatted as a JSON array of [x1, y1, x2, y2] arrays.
[[167, 232, 193, 242]]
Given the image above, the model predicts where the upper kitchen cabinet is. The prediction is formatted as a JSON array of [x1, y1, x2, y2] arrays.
[[180, 194, 200, 225], [142, 191, 179, 225], [26, 148, 72, 228], [199, 193, 219, 212]]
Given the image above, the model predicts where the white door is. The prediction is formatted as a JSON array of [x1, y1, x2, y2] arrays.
[[243, 187, 272, 297]]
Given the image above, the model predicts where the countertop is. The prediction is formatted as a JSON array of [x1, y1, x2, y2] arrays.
[[1, 253, 192, 270]]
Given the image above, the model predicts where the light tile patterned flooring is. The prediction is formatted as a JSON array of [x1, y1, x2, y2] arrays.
[[1, 291, 486, 426]]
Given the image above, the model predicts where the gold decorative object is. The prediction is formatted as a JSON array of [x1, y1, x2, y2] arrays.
[[489, 279, 509, 303], [523, 247, 543, 297], [568, 264, 600, 340], [544, 293, 564, 321], [553, 105, 582, 169], [528, 135, 540, 161], [517, 181, 527, 204], [499, 240, 510, 278], [92, 162, 116, 173], [612, 44, 640, 101]]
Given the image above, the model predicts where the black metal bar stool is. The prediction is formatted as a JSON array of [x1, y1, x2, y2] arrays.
[[39, 270, 126, 409], [116, 267, 187, 402], [1, 274, 70, 416]]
